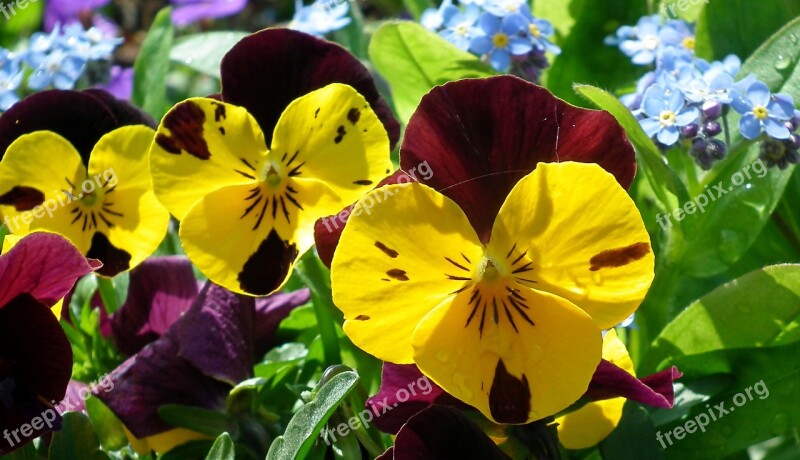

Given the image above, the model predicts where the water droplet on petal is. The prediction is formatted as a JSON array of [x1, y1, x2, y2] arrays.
[[790, 34, 798, 44], [435, 350, 449, 362]]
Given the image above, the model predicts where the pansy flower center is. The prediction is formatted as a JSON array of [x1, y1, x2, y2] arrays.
[[659, 110, 677, 126], [64, 175, 124, 233], [492, 33, 510, 48], [753, 105, 769, 120]]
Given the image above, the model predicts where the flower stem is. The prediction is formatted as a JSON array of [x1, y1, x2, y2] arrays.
[[96, 276, 120, 313], [295, 255, 342, 366]]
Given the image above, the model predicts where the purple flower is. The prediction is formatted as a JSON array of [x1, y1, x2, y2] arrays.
[[170, 0, 248, 27], [95, 66, 134, 100], [731, 81, 796, 140], [44, 0, 111, 32]]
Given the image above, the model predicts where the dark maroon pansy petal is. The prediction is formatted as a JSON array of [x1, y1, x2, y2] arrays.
[[366, 363, 468, 435], [110, 256, 200, 356], [0, 90, 117, 163], [0, 294, 73, 404], [585, 360, 681, 409], [0, 233, 98, 309], [172, 283, 256, 385], [314, 170, 415, 268], [220, 28, 400, 149], [82, 89, 156, 129], [401, 76, 636, 242], [253, 288, 310, 357], [378, 405, 510, 460], [95, 335, 232, 438]]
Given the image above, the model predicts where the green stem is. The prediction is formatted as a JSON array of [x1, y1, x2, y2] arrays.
[[96, 276, 120, 313], [295, 257, 342, 366], [632, 259, 682, 372]]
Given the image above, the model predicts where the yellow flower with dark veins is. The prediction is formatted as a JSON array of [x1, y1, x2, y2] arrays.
[[149, 84, 392, 296], [332, 161, 654, 425], [0, 90, 169, 277]]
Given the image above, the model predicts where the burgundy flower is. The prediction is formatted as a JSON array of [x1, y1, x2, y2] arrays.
[[0, 233, 98, 455]]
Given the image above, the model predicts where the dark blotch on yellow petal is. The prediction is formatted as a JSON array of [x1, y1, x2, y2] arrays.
[[354, 315, 370, 321], [347, 108, 361, 125], [386, 269, 409, 281], [589, 242, 651, 272], [87, 232, 132, 277], [374, 241, 399, 258], [211, 102, 226, 122], [334, 125, 346, 144], [238, 229, 298, 296], [156, 101, 211, 160], [489, 359, 530, 424], [353, 179, 373, 186], [0, 186, 45, 211]]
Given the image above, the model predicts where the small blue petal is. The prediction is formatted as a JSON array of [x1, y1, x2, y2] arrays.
[[764, 118, 791, 140], [739, 114, 763, 140]]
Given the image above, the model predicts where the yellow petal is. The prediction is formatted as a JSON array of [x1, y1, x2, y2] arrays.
[[556, 330, 633, 449], [332, 182, 484, 364], [0, 131, 91, 252], [149, 98, 268, 220], [412, 285, 601, 424], [124, 426, 210, 455], [488, 162, 654, 329], [269, 83, 393, 210]]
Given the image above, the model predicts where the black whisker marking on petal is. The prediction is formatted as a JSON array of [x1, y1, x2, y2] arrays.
[[271, 197, 278, 220], [106, 185, 117, 194], [479, 303, 486, 337], [286, 185, 298, 194], [241, 158, 255, 171], [245, 188, 261, 200], [466, 299, 480, 327], [102, 207, 123, 217], [234, 169, 256, 180], [461, 252, 472, 264], [508, 296, 529, 310], [512, 262, 534, 274], [281, 152, 287, 162], [493, 298, 499, 325], [70, 207, 79, 214], [509, 298, 534, 325], [511, 249, 528, 266], [445, 257, 470, 272], [515, 277, 538, 284], [288, 162, 305, 177], [284, 192, 304, 211], [286, 150, 299, 167], [82, 214, 88, 232], [241, 195, 263, 219], [506, 243, 517, 259], [98, 212, 113, 228], [450, 285, 469, 295], [90, 212, 97, 230], [279, 196, 291, 224], [446, 274, 472, 281], [71, 211, 82, 224], [65, 177, 76, 189], [253, 195, 269, 231], [503, 300, 518, 333]]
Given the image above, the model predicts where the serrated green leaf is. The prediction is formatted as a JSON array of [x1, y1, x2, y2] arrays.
[[368, 21, 495, 124], [266, 371, 359, 460], [133, 7, 175, 120], [170, 32, 249, 79]]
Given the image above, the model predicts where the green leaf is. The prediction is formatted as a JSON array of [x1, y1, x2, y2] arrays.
[[266, 371, 359, 460], [644, 264, 800, 373], [157, 405, 240, 439], [658, 0, 707, 22], [49, 412, 107, 460], [0, 442, 37, 460], [206, 433, 235, 460], [676, 17, 800, 276], [401, 0, 433, 21], [694, 0, 800, 60], [574, 84, 691, 216], [658, 342, 800, 459], [533, 0, 580, 38], [368, 21, 495, 124], [133, 7, 175, 120], [599, 403, 665, 460], [85, 397, 128, 451], [170, 32, 248, 79]]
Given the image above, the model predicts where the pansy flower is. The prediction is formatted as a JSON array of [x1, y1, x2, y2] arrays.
[[149, 29, 398, 296], [0, 233, 98, 455], [0, 90, 169, 277], [330, 76, 653, 424]]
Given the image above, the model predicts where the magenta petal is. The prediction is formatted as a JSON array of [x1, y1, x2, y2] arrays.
[[170, 0, 248, 26], [314, 170, 416, 268], [401, 76, 636, 241], [584, 359, 682, 409], [385, 405, 510, 460], [110, 257, 200, 356], [366, 363, 468, 435], [0, 233, 97, 309], [253, 288, 310, 357], [172, 283, 256, 385], [220, 29, 400, 149]]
